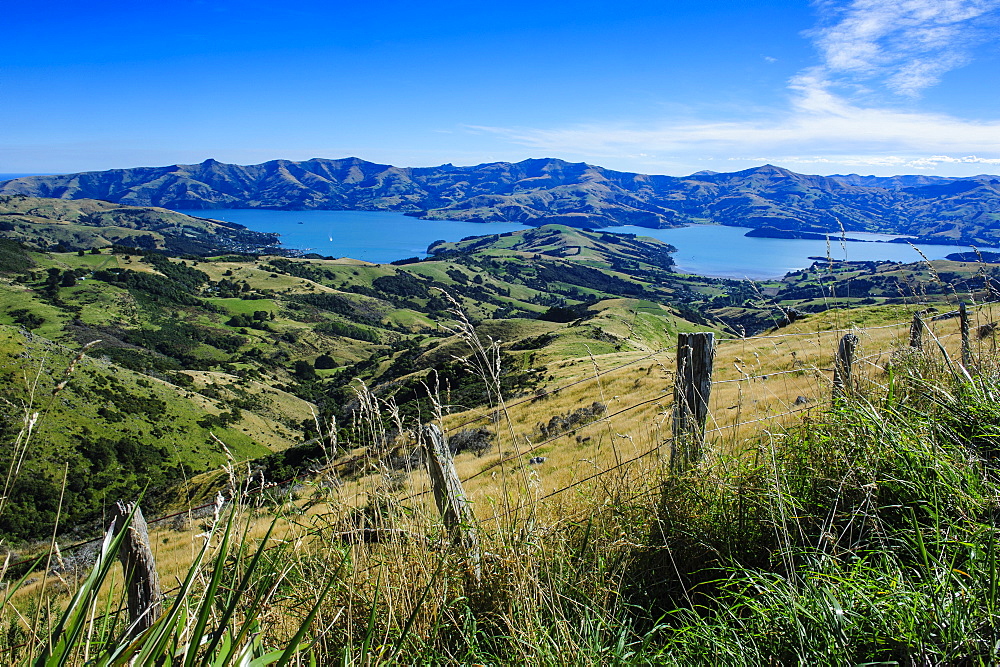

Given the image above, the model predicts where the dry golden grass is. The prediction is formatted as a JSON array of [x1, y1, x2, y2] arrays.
[[410, 299, 1000, 527], [9, 298, 1000, 655], [134, 300, 1000, 581]]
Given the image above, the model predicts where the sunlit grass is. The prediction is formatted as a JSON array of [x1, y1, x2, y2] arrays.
[[5, 297, 1000, 662]]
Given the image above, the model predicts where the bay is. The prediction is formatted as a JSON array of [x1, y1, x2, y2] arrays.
[[596, 225, 999, 280], [174, 209, 998, 279], [173, 209, 527, 264]]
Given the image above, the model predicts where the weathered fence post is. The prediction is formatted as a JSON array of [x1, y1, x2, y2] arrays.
[[960, 301, 972, 368], [832, 333, 858, 400], [108, 500, 162, 637], [671, 332, 715, 468], [422, 424, 480, 579], [909, 312, 924, 350]]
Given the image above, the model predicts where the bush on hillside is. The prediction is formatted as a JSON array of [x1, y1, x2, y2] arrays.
[[0, 239, 33, 273]]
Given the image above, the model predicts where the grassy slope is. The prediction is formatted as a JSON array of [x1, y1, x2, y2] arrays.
[[11, 299, 998, 663], [0, 195, 277, 254], [0, 226, 719, 541], [1, 221, 997, 547], [6, 213, 1000, 660], [0, 326, 279, 538]]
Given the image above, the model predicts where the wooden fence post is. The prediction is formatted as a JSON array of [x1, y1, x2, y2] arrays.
[[833, 333, 859, 400], [960, 301, 972, 368], [671, 332, 715, 468], [108, 500, 162, 637], [423, 424, 480, 578], [909, 312, 923, 350]]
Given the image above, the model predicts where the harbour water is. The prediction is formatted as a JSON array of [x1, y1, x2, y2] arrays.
[[595, 224, 995, 280], [175, 209, 526, 264], [175, 209, 995, 279]]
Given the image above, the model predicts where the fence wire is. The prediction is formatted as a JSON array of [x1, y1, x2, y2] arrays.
[[6, 300, 996, 580]]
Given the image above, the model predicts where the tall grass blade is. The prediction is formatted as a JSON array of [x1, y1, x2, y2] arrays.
[[33, 509, 134, 667]]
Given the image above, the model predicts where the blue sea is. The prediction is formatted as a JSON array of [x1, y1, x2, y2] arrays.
[[0, 173, 54, 181], [173, 209, 995, 279]]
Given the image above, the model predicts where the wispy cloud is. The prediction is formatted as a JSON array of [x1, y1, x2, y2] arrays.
[[810, 0, 1000, 96], [469, 94, 1000, 164], [475, 0, 1000, 174], [731, 154, 1000, 169]]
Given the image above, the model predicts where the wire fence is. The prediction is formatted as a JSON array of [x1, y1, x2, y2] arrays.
[[6, 270, 1000, 659], [3, 295, 997, 653], [6, 298, 999, 579]]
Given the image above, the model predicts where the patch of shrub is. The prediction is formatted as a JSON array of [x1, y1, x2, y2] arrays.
[[448, 428, 495, 456], [0, 239, 33, 274], [7, 308, 44, 330], [537, 401, 606, 437], [315, 320, 379, 342]]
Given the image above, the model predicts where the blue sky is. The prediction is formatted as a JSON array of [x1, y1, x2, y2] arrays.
[[2, 0, 999, 176]]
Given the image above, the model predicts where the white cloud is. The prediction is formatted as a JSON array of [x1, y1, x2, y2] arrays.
[[810, 0, 1000, 96], [731, 154, 1000, 169], [469, 88, 1000, 161], [471, 0, 1000, 175]]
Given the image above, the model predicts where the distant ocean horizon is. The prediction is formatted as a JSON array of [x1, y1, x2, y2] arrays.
[[0, 173, 55, 181]]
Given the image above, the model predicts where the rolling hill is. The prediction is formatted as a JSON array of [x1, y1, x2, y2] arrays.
[[0, 194, 280, 255], [0, 223, 731, 542], [4, 212, 999, 544]]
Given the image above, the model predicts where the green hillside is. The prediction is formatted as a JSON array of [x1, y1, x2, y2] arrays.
[[4, 204, 1000, 662], [0, 224, 725, 542], [0, 327, 296, 539], [0, 194, 279, 255], [1, 212, 998, 546]]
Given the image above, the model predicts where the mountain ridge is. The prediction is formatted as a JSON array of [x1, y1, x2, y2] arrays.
[[3, 157, 1000, 244]]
